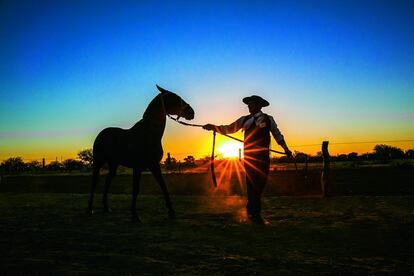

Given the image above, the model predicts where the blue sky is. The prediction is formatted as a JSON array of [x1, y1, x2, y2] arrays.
[[1, 0, 413, 160]]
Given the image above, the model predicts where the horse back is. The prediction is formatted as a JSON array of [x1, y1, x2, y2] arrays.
[[93, 126, 163, 168]]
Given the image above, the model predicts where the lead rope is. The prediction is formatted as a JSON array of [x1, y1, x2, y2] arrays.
[[211, 131, 217, 187], [168, 115, 286, 154], [168, 116, 298, 187]]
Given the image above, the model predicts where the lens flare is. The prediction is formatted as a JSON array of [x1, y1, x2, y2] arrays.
[[218, 141, 243, 159]]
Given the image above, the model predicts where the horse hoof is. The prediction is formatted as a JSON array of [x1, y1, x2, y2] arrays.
[[88, 209, 94, 216], [103, 207, 112, 213]]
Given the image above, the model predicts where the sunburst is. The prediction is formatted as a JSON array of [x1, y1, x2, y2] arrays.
[[218, 141, 243, 159]]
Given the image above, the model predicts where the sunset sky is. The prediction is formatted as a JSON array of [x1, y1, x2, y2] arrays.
[[1, 0, 413, 162]]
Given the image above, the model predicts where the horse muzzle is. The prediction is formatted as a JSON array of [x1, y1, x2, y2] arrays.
[[182, 106, 195, 120]]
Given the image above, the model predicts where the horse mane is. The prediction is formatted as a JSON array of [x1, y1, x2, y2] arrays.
[[143, 94, 164, 120], [130, 93, 166, 130]]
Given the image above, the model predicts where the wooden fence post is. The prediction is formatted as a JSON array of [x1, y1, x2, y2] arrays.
[[166, 153, 171, 172], [321, 141, 332, 197]]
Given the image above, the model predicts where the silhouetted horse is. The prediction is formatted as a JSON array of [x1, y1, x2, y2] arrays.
[[88, 85, 195, 222]]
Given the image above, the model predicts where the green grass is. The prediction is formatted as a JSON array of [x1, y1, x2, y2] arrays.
[[0, 193, 413, 274]]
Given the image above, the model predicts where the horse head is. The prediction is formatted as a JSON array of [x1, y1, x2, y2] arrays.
[[156, 85, 195, 120]]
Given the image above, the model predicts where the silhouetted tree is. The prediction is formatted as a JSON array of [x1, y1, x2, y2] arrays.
[[373, 144, 404, 160], [63, 159, 84, 172], [336, 154, 347, 161], [0, 157, 25, 174], [183, 155, 196, 166], [347, 152, 358, 161], [78, 149, 93, 168], [26, 160, 42, 172], [46, 161, 62, 171]]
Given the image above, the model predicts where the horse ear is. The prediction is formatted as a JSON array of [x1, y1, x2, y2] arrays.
[[156, 85, 171, 94]]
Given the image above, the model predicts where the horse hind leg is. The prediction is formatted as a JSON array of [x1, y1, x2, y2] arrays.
[[88, 161, 102, 215], [150, 164, 176, 219], [131, 167, 142, 223], [103, 163, 118, 213]]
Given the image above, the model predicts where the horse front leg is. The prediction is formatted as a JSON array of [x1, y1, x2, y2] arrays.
[[150, 163, 176, 219], [131, 167, 142, 223]]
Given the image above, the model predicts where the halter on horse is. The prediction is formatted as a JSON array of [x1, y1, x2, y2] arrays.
[[88, 85, 195, 222]]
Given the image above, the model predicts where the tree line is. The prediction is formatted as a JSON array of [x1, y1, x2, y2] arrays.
[[0, 149, 93, 174], [1, 144, 413, 174], [277, 144, 414, 163]]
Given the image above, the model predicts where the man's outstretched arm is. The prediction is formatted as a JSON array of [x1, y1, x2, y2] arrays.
[[203, 116, 245, 134], [269, 116, 293, 157]]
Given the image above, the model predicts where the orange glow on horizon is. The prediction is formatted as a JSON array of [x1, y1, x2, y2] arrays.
[[1, 127, 413, 162]]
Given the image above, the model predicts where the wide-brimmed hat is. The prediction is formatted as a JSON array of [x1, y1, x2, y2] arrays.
[[242, 95, 269, 107]]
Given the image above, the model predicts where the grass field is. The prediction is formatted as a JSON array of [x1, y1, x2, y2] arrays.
[[1, 193, 413, 274], [2, 167, 414, 196]]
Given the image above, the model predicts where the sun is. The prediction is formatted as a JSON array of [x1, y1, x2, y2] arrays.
[[218, 141, 243, 159]]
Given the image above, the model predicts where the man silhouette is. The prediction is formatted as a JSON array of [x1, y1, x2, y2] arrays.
[[203, 95, 292, 224]]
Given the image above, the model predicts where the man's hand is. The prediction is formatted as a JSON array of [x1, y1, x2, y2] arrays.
[[285, 149, 293, 158], [279, 140, 293, 158], [203, 124, 216, 131]]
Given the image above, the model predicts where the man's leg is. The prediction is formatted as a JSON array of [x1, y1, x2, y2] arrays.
[[245, 156, 270, 219], [245, 167, 258, 217], [257, 156, 270, 213]]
